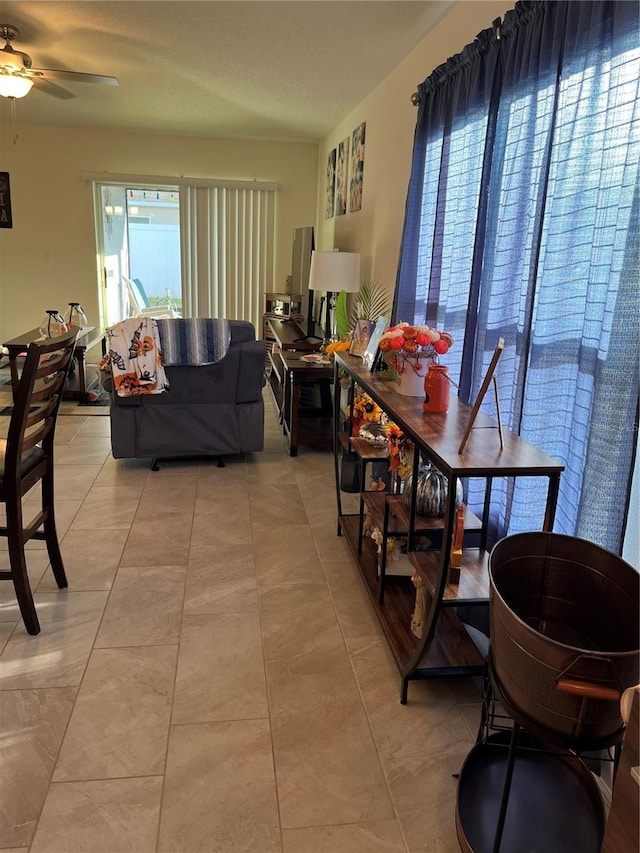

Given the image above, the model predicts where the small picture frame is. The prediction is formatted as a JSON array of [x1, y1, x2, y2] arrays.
[[350, 319, 374, 359], [458, 337, 505, 453], [362, 315, 388, 371]]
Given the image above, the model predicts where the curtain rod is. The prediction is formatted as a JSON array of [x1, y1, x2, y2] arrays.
[[410, 15, 503, 105], [80, 171, 278, 192]]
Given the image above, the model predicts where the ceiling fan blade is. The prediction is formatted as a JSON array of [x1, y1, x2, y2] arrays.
[[32, 76, 76, 100], [31, 68, 119, 87]]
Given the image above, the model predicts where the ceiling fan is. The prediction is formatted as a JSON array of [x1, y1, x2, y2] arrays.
[[0, 24, 118, 100]]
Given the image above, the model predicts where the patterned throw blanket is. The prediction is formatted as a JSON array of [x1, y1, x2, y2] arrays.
[[156, 318, 231, 366], [102, 318, 169, 397]]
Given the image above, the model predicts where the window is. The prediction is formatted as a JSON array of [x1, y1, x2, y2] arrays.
[[179, 183, 277, 328], [97, 183, 180, 327], [89, 174, 277, 332], [394, 1, 639, 553]]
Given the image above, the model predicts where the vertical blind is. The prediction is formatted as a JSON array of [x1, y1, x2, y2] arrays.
[[394, 0, 639, 553], [179, 183, 277, 331]]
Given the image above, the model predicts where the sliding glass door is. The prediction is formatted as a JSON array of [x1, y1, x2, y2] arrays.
[[91, 175, 277, 332], [94, 183, 180, 328]]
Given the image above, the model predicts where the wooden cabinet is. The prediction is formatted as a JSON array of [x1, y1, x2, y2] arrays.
[[332, 353, 564, 704]]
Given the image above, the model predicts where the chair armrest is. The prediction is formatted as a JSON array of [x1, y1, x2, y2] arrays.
[[237, 340, 267, 402]]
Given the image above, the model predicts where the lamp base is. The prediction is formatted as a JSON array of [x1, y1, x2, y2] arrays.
[[293, 334, 323, 343]]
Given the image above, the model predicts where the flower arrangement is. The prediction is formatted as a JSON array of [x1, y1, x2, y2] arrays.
[[324, 339, 351, 356], [345, 389, 384, 436], [379, 322, 454, 378], [384, 422, 415, 478]]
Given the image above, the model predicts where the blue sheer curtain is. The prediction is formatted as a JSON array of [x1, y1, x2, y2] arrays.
[[394, 0, 639, 553]]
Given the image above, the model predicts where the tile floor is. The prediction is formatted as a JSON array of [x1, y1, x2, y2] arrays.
[[0, 388, 484, 852]]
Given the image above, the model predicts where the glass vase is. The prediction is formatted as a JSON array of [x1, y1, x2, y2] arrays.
[[39, 310, 69, 339], [66, 302, 88, 329], [423, 363, 450, 413]]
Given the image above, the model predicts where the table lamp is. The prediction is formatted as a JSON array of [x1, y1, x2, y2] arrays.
[[308, 249, 361, 342]]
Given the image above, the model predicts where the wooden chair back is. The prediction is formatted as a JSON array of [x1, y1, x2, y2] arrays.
[[0, 327, 78, 634]]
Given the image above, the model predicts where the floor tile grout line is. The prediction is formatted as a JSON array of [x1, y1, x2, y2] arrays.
[[27, 450, 125, 847], [311, 493, 481, 850], [315, 527, 413, 853], [154, 509, 190, 853], [252, 405, 290, 853], [2, 391, 480, 851]]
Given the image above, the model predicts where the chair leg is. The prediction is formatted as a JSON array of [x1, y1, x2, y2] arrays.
[[42, 474, 68, 589], [6, 503, 41, 635]]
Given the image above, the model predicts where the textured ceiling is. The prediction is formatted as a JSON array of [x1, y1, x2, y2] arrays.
[[0, 0, 453, 141]]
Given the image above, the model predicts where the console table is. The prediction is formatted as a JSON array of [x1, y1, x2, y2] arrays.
[[3, 325, 106, 402], [266, 317, 320, 352], [333, 353, 564, 703], [279, 351, 333, 456], [265, 318, 332, 456]]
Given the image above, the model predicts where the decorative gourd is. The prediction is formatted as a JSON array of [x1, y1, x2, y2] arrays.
[[358, 423, 388, 446], [403, 463, 463, 518]]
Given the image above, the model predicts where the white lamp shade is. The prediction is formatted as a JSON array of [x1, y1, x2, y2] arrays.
[[0, 74, 34, 98], [308, 250, 360, 293]]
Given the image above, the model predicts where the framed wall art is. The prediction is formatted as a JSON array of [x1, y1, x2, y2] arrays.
[[335, 137, 349, 216], [349, 121, 366, 212], [325, 148, 336, 219], [0, 172, 12, 228]]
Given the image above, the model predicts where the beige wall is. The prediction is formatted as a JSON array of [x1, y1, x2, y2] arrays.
[[315, 1, 511, 308], [0, 125, 317, 342], [0, 1, 512, 345]]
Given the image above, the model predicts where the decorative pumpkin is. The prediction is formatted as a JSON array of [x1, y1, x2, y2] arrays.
[[402, 463, 463, 518]]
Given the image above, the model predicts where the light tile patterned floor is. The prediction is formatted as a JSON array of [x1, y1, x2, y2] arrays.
[[0, 389, 483, 852]]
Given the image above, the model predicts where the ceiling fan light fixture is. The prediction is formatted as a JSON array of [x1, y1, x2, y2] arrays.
[[0, 72, 33, 98]]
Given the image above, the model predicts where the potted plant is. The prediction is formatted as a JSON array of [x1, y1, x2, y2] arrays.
[[335, 279, 392, 339], [351, 280, 391, 326]]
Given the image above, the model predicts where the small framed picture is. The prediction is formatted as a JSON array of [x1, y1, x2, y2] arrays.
[[325, 148, 336, 219], [350, 319, 374, 359], [362, 315, 388, 370]]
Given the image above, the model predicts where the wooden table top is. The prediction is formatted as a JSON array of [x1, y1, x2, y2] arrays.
[[267, 317, 322, 352], [279, 350, 334, 376], [336, 352, 564, 479], [3, 325, 103, 352]]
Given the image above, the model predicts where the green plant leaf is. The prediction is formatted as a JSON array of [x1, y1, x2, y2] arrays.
[[350, 280, 392, 324], [335, 291, 350, 339]]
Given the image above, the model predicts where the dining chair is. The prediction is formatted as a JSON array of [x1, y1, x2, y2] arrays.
[[0, 327, 78, 634]]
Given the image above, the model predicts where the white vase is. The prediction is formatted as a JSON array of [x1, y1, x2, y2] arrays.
[[396, 360, 428, 397]]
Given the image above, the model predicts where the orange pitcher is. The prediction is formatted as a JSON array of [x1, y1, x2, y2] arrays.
[[423, 363, 450, 413]]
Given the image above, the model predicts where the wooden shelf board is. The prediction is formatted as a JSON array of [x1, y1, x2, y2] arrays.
[[386, 494, 482, 533], [408, 548, 490, 602], [361, 491, 406, 537], [338, 431, 350, 452], [340, 514, 486, 676], [349, 436, 390, 461]]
